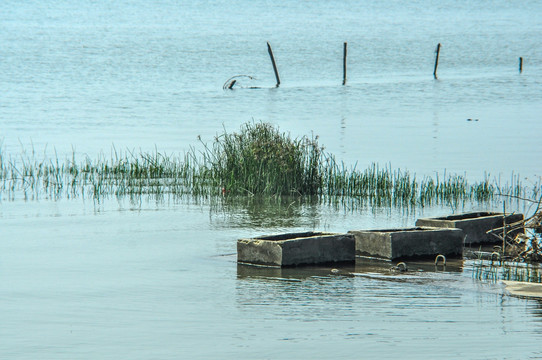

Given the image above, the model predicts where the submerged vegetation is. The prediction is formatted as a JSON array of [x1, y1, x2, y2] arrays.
[[0, 122, 540, 206], [486, 195, 542, 263], [469, 194, 542, 282], [472, 258, 542, 284]]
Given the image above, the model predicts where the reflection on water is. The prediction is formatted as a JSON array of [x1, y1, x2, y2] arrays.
[[236, 257, 542, 359], [237, 264, 356, 322], [470, 259, 542, 284], [1, 196, 542, 358], [237, 262, 355, 280], [210, 196, 321, 229], [207, 194, 438, 233], [531, 303, 542, 324], [236, 256, 465, 280], [353, 256, 464, 275], [236, 257, 542, 358]]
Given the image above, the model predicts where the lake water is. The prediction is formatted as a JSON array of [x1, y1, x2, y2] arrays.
[[1, 0, 542, 359]]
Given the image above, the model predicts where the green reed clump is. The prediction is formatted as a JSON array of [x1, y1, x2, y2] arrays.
[[323, 162, 419, 206], [203, 122, 323, 196], [0, 121, 540, 205], [321, 161, 496, 207]]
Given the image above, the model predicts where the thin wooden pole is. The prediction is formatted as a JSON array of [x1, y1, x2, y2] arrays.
[[519, 57, 523, 73], [433, 43, 441, 79], [267, 42, 280, 87], [342, 42, 347, 85], [502, 202, 507, 256]]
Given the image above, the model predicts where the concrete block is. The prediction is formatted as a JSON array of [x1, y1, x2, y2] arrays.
[[415, 212, 524, 245], [237, 231, 355, 267], [348, 227, 464, 260]]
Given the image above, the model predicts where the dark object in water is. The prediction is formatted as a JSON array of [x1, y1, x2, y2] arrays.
[[222, 75, 256, 90], [267, 42, 281, 87], [435, 254, 447, 266], [342, 42, 347, 86], [433, 43, 441, 79], [390, 262, 408, 272]]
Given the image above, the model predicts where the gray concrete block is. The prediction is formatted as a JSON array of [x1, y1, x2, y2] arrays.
[[415, 212, 524, 244], [237, 231, 355, 267], [348, 227, 464, 260]]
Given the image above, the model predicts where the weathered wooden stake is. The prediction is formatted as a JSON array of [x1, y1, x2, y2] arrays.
[[267, 42, 280, 87], [343, 42, 348, 85], [519, 57, 523, 73], [502, 201, 507, 255], [433, 43, 441, 79]]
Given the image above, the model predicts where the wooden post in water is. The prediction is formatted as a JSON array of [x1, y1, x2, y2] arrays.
[[267, 42, 280, 87], [433, 43, 441, 79], [502, 201, 507, 256], [342, 42, 348, 85], [519, 57, 523, 73]]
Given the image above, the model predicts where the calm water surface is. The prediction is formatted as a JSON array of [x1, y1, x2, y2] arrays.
[[1, 0, 542, 359], [2, 199, 542, 359], [1, 0, 541, 178]]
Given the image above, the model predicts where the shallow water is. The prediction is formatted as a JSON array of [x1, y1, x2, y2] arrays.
[[1, 0, 542, 358], [1, 0, 541, 179], [2, 198, 542, 359]]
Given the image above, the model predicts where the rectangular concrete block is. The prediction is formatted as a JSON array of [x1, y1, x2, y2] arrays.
[[348, 227, 464, 260], [415, 212, 524, 245], [237, 231, 355, 267]]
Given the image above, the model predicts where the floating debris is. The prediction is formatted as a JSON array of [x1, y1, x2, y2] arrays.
[[222, 75, 257, 90]]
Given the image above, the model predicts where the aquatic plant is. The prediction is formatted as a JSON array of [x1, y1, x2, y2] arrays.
[[472, 259, 542, 284], [471, 194, 542, 282], [201, 122, 323, 196], [486, 194, 542, 262], [0, 122, 540, 207]]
